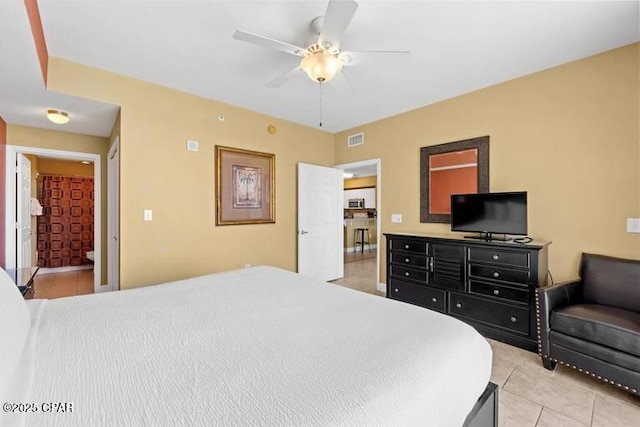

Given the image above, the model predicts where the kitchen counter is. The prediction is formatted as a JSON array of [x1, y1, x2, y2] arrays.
[[344, 219, 378, 251]]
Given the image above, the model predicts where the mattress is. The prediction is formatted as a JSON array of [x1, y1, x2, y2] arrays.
[[3, 266, 491, 427]]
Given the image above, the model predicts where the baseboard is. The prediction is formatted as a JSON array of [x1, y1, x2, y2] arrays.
[[344, 244, 378, 253], [95, 284, 113, 293], [38, 265, 93, 274], [377, 282, 386, 293]]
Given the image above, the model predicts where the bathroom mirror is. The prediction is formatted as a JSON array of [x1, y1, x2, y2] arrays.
[[420, 136, 489, 223]]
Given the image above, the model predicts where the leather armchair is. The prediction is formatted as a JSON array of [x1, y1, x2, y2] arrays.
[[536, 253, 640, 396]]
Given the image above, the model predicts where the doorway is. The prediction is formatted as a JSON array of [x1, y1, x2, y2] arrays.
[[333, 159, 382, 296], [5, 145, 102, 295]]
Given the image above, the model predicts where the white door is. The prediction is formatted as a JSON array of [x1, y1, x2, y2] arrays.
[[107, 139, 120, 291], [16, 153, 32, 268], [297, 163, 343, 281]]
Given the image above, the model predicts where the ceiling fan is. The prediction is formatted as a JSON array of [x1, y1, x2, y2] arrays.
[[232, 0, 410, 88]]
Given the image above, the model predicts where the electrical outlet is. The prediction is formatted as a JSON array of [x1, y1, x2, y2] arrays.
[[144, 209, 153, 221], [391, 214, 402, 223], [627, 218, 640, 233]]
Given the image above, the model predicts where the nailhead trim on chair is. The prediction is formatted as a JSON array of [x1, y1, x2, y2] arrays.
[[534, 288, 638, 395]]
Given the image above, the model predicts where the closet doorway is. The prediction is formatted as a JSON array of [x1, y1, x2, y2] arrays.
[[5, 145, 102, 295]]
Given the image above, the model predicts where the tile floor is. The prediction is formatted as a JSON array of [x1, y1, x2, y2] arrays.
[[331, 256, 640, 426], [332, 250, 381, 296], [31, 269, 94, 299]]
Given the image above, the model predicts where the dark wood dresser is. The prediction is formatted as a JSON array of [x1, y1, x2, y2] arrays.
[[385, 233, 550, 351]]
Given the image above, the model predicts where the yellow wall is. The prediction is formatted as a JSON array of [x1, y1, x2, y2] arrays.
[[47, 58, 335, 289], [7, 124, 109, 283], [37, 158, 95, 177], [344, 176, 376, 189], [335, 43, 640, 283]]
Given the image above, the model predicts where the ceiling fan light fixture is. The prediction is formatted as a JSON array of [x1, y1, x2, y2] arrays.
[[300, 51, 343, 83], [46, 109, 69, 124]]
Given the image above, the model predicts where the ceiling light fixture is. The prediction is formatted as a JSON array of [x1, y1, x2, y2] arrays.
[[300, 46, 343, 83], [343, 172, 354, 178], [81, 161, 91, 165], [46, 109, 69, 124]]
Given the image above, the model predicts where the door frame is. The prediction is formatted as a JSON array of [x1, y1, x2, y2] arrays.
[[107, 137, 119, 291], [5, 145, 103, 293], [334, 158, 383, 292]]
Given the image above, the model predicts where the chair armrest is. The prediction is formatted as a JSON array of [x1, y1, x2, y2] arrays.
[[536, 280, 583, 357]]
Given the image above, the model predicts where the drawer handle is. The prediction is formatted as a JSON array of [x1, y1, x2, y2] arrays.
[[493, 254, 499, 260], [431, 297, 438, 302], [493, 272, 500, 278], [510, 316, 517, 323], [404, 244, 410, 249], [404, 272, 410, 277], [405, 258, 410, 263], [456, 303, 462, 308], [394, 288, 399, 293], [493, 289, 500, 295]]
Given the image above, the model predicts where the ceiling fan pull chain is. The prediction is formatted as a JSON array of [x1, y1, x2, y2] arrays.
[[319, 82, 323, 127]]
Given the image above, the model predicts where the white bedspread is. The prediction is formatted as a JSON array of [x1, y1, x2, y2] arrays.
[[4, 266, 491, 427]]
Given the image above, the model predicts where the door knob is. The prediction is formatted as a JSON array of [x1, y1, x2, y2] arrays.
[[300, 230, 309, 235]]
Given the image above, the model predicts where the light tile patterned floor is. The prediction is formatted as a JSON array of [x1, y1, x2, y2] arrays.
[[331, 257, 640, 426], [31, 269, 95, 299]]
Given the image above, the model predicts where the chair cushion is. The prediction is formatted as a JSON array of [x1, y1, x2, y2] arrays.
[[550, 304, 640, 357], [550, 331, 640, 372], [580, 253, 640, 313]]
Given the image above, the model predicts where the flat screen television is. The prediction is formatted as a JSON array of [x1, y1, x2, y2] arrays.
[[450, 192, 528, 239]]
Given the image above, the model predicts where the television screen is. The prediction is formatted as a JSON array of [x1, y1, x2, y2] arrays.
[[451, 192, 528, 236]]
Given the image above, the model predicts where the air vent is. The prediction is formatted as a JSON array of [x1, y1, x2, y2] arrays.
[[347, 132, 364, 147]]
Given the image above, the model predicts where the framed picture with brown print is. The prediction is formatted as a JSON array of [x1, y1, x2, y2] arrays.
[[215, 145, 275, 225]]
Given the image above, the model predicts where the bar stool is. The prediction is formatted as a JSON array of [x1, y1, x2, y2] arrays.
[[354, 228, 371, 253]]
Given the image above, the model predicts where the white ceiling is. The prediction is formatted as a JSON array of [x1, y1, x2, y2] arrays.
[[0, 1, 119, 137], [2, 1, 639, 136]]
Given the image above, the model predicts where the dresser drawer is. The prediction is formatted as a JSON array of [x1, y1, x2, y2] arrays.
[[448, 293, 529, 335], [468, 248, 530, 268], [469, 280, 529, 304], [388, 280, 446, 312], [389, 239, 427, 254], [469, 264, 530, 285], [390, 252, 428, 269], [389, 264, 428, 283]]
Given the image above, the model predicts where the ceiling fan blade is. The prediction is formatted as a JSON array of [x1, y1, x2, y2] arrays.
[[319, 0, 358, 49], [330, 70, 356, 95], [265, 66, 302, 88], [341, 50, 411, 67], [233, 30, 306, 57]]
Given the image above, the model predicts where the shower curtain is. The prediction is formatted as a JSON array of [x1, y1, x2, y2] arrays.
[[37, 176, 94, 268]]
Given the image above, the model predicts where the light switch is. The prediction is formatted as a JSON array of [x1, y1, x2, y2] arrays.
[[144, 209, 153, 221], [391, 214, 403, 223], [627, 218, 640, 233]]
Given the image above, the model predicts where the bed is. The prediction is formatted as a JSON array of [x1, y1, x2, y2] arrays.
[[1, 266, 495, 426]]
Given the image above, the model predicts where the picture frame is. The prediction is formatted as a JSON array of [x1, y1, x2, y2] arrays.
[[215, 145, 275, 225], [420, 136, 489, 223]]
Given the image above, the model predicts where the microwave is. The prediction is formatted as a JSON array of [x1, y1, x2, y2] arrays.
[[348, 198, 365, 208]]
